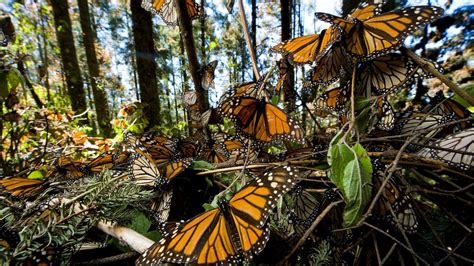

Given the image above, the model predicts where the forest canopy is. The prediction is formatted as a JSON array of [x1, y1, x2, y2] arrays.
[[0, 0, 473, 265]]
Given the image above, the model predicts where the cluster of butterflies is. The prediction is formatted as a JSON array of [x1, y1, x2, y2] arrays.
[[2, 1, 473, 264], [272, 2, 444, 131]]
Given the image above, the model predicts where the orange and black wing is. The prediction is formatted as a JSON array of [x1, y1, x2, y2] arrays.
[[372, 165, 418, 233], [163, 158, 193, 180], [271, 26, 341, 65], [309, 43, 347, 85], [219, 96, 304, 143], [227, 166, 298, 258], [201, 60, 218, 90], [314, 86, 349, 115], [141, 0, 201, 26], [137, 208, 239, 265], [0, 178, 45, 197], [56, 156, 88, 179], [317, 5, 443, 59], [229, 166, 299, 228]]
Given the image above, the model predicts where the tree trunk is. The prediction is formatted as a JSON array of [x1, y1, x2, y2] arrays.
[[77, 0, 112, 136], [174, 0, 208, 111], [130, 0, 161, 128], [280, 0, 295, 112], [50, 0, 88, 117]]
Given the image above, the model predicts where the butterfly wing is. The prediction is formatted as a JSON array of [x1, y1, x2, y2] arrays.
[[348, 2, 383, 21], [0, 178, 44, 197], [314, 86, 349, 115], [229, 166, 299, 228], [137, 208, 238, 265], [309, 43, 347, 85], [358, 53, 418, 95], [272, 26, 342, 66], [372, 171, 418, 233], [375, 97, 395, 131], [163, 158, 193, 180], [351, 6, 443, 59], [128, 153, 164, 186], [141, 0, 201, 26], [418, 128, 474, 170], [201, 60, 218, 90]]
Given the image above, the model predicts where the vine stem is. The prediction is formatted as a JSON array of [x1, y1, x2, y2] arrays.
[[238, 0, 260, 79], [402, 47, 474, 106]]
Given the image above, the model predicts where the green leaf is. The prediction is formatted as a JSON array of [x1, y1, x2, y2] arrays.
[[143, 230, 161, 241], [327, 129, 345, 165], [27, 170, 44, 180], [452, 84, 474, 108], [192, 160, 215, 170], [328, 142, 354, 188], [341, 144, 373, 227], [128, 212, 151, 234]]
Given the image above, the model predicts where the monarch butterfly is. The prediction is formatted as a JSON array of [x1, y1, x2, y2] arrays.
[[129, 152, 164, 187], [0, 178, 45, 198], [308, 43, 347, 85], [425, 92, 473, 131], [163, 158, 193, 180], [271, 25, 342, 65], [218, 96, 304, 143], [315, 2, 443, 60], [150, 186, 174, 225], [375, 96, 395, 131], [371, 161, 418, 233], [287, 186, 320, 237], [314, 86, 349, 115], [56, 156, 88, 179], [83, 152, 117, 174], [418, 128, 473, 171], [175, 139, 199, 158], [358, 53, 417, 95], [183, 90, 199, 107], [137, 166, 299, 264], [393, 112, 456, 147], [128, 134, 177, 165], [201, 60, 218, 90], [141, 0, 202, 26], [200, 134, 245, 164]]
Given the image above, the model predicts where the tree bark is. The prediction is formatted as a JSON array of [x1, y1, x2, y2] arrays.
[[50, 0, 88, 117], [174, 0, 208, 111], [280, 0, 295, 112], [130, 0, 161, 128], [77, 0, 112, 136]]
